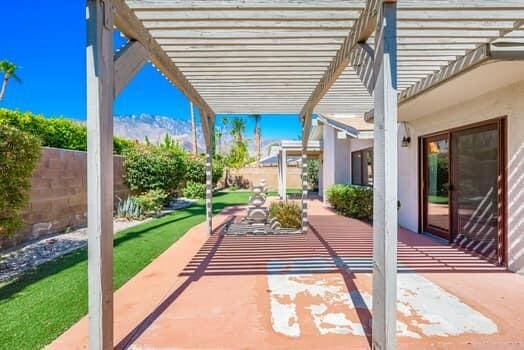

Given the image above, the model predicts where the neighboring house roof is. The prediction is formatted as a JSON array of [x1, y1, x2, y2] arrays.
[[314, 113, 374, 140], [258, 154, 300, 166]]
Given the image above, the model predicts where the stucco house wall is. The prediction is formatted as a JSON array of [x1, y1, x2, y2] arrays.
[[397, 79, 524, 273], [321, 124, 373, 200]]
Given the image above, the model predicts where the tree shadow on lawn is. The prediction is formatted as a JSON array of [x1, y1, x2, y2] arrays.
[[0, 197, 246, 303]]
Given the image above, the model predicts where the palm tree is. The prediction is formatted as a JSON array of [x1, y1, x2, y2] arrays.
[[215, 130, 223, 154], [190, 101, 198, 155], [0, 60, 21, 101], [250, 114, 262, 165], [230, 117, 246, 143]]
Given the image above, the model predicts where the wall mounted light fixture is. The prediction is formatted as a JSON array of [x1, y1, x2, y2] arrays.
[[401, 122, 411, 147]]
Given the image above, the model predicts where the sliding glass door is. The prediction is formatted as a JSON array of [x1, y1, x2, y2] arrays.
[[452, 124, 501, 262], [421, 119, 505, 263]]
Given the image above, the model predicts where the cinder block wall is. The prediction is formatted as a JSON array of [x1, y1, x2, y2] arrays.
[[0, 147, 129, 249], [226, 165, 302, 190]]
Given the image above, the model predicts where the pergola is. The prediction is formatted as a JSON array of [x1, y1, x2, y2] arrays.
[[85, 1, 524, 349], [276, 140, 322, 208]]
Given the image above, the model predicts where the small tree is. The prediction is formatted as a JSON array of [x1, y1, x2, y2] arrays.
[[307, 159, 320, 190], [123, 143, 186, 195], [0, 60, 21, 101], [0, 124, 41, 235]]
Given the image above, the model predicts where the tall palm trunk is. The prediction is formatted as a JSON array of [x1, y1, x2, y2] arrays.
[[190, 102, 197, 155], [0, 75, 9, 101], [255, 127, 261, 166]]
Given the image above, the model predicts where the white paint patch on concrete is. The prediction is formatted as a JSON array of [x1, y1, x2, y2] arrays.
[[397, 273, 498, 337], [308, 303, 367, 336], [270, 297, 300, 337], [267, 258, 498, 339]]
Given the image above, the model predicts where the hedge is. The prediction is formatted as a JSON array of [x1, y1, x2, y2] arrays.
[[185, 155, 224, 185], [123, 143, 186, 195], [0, 124, 41, 236], [326, 184, 373, 220], [0, 108, 134, 155]]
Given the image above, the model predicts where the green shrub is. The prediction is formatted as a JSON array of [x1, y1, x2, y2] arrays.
[[0, 108, 131, 155], [185, 157, 206, 183], [269, 201, 301, 229], [182, 181, 206, 199], [326, 184, 373, 220], [113, 137, 136, 155], [0, 124, 41, 236], [116, 196, 143, 220], [134, 189, 168, 214], [307, 159, 319, 190], [123, 143, 186, 195], [185, 155, 224, 185]]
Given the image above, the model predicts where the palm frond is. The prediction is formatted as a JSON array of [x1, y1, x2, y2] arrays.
[[10, 73, 21, 83]]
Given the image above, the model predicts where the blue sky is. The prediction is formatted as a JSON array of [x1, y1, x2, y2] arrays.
[[1, 0, 301, 140]]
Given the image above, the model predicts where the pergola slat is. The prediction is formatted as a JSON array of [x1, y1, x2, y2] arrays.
[[87, 2, 524, 348], [113, 0, 215, 117]]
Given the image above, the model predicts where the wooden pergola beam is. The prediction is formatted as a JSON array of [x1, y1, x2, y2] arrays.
[[372, 2, 398, 349], [299, 0, 380, 119], [113, 0, 215, 117], [364, 42, 524, 122], [86, 1, 114, 349], [114, 40, 149, 96]]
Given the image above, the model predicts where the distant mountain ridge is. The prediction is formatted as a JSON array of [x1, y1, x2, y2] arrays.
[[113, 113, 280, 156], [114, 114, 205, 151]]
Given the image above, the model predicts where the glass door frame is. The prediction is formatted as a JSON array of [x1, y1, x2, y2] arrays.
[[418, 117, 507, 265], [421, 133, 452, 240]]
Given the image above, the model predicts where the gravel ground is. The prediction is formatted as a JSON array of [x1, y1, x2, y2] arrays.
[[0, 198, 195, 283]]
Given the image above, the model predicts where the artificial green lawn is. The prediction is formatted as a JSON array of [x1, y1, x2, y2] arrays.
[[428, 195, 449, 204], [0, 191, 249, 350]]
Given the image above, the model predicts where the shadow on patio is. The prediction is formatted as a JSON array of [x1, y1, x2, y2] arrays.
[[51, 198, 524, 350], [113, 198, 515, 350]]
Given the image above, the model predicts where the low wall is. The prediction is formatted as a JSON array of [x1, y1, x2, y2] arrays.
[[0, 147, 129, 249], [226, 165, 301, 190]]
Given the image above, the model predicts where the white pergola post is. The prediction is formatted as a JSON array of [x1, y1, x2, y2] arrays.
[[372, 2, 398, 350], [281, 149, 287, 201], [277, 150, 282, 199], [200, 109, 214, 235], [301, 149, 308, 234], [86, 0, 114, 349]]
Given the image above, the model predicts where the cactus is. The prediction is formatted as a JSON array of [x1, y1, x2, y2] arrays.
[[116, 196, 143, 219]]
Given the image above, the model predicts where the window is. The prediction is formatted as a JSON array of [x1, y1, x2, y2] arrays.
[[351, 148, 373, 186]]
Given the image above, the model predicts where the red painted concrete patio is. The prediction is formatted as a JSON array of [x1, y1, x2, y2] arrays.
[[50, 199, 524, 350]]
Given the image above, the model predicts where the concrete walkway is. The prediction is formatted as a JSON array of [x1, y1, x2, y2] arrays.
[[50, 199, 524, 349]]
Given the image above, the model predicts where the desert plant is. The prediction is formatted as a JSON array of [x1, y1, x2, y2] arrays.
[[134, 189, 168, 214], [0, 60, 21, 101], [182, 181, 207, 199], [269, 201, 302, 229], [123, 143, 186, 195], [116, 196, 143, 220], [326, 184, 373, 220], [0, 124, 41, 235]]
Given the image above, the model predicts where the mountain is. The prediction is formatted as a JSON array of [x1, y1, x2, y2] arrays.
[[114, 114, 204, 151], [113, 113, 281, 156]]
